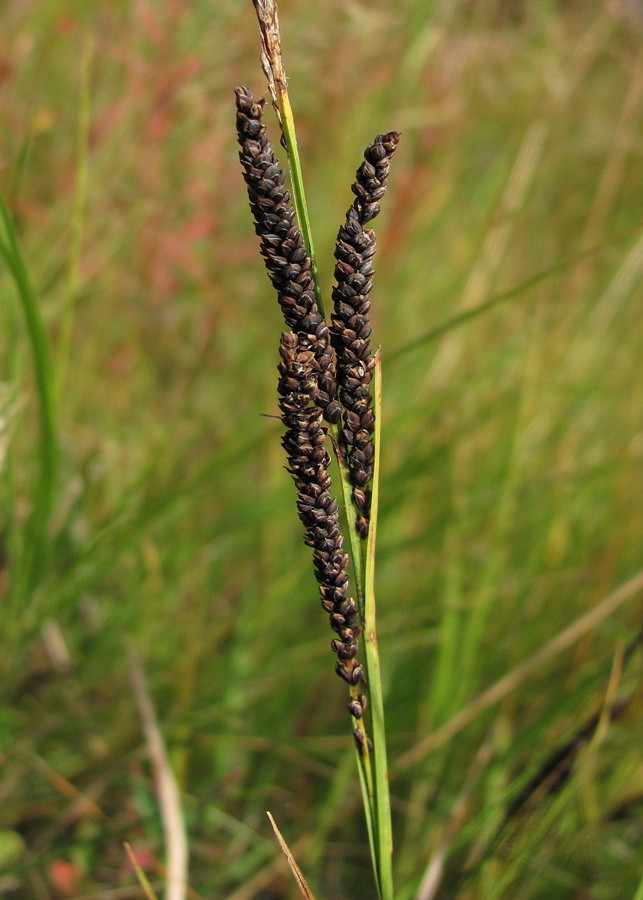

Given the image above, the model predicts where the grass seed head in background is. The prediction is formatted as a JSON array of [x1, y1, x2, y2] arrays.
[[331, 133, 400, 539], [234, 86, 340, 424]]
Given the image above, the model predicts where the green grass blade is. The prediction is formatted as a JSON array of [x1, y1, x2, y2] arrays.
[[363, 351, 394, 900], [0, 195, 58, 590], [123, 843, 158, 900], [332, 432, 365, 606], [276, 90, 326, 319], [278, 91, 369, 610], [354, 745, 380, 899], [387, 233, 638, 364], [56, 30, 93, 397], [633, 873, 643, 900]]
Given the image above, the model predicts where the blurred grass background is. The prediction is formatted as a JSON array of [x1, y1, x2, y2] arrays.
[[1, 0, 642, 897]]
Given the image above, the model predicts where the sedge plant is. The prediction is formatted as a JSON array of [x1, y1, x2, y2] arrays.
[[235, 1, 398, 896]]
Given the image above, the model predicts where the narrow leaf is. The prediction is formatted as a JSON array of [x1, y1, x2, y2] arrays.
[[363, 351, 394, 900]]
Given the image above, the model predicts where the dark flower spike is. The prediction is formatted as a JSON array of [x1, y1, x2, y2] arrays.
[[331, 132, 400, 538], [277, 331, 364, 708], [235, 86, 341, 423]]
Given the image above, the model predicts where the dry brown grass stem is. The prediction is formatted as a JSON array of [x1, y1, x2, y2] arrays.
[[127, 642, 188, 900], [266, 812, 316, 899], [252, 0, 286, 118]]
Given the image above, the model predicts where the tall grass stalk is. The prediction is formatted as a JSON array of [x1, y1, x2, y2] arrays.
[[363, 353, 393, 897], [0, 195, 58, 597], [245, 2, 394, 895], [56, 30, 93, 398]]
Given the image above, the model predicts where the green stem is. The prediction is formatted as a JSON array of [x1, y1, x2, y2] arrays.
[[332, 434, 365, 606], [56, 30, 93, 398], [0, 196, 58, 591], [363, 352, 394, 899], [276, 89, 326, 319]]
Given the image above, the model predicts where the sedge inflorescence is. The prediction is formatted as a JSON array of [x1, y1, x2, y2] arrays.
[[235, 85, 397, 723], [331, 133, 399, 540], [277, 332, 364, 708], [235, 86, 340, 425]]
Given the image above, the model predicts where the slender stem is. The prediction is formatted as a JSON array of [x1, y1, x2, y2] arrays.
[[363, 352, 394, 899], [354, 744, 379, 897], [332, 434, 365, 606], [0, 196, 58, 592], [276, 89, 325, 319], [56, 30, 93, 398]]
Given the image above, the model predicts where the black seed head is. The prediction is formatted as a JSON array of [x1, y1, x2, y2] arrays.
[[329, 130, 399, 539]]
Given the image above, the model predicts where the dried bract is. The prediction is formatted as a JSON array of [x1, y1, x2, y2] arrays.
[[251, 0, 285, 115]]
